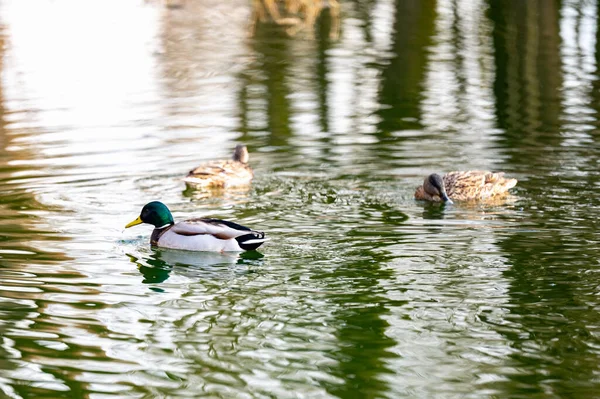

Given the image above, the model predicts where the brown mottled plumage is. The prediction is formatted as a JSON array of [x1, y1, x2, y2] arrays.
[[183, 145, 254, 188], [415, 171, 517, 202]]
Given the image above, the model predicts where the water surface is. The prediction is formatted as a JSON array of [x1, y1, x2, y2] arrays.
[[0, 0, 599, 397]]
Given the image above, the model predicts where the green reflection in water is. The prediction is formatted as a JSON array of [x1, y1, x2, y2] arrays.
[[377, 0, 437, 134], [318, 205, 405, 398], [489, 0, 563, 144], [485, 1, 600, 397]]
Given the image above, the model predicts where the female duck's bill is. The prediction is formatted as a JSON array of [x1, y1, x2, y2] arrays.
[[125, 201, 267, 252]]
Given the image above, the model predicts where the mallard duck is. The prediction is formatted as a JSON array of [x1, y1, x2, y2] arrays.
[[183, 145, 253, 188], [415, 171, 517, 203], [125, 201, 266, 252]]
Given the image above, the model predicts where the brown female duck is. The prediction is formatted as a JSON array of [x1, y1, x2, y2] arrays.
[[415, 171, 517, 203], [183, 145, 253, 188]]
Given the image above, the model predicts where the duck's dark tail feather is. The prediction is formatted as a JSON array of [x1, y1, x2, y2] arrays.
[[235, 231, 267, 251]]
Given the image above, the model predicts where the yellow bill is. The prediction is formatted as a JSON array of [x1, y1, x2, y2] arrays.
[[125, 216, 143, 228]]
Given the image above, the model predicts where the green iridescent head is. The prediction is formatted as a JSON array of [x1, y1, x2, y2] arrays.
[[125, 201, 174, 229]]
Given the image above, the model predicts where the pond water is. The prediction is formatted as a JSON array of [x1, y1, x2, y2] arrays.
[[1, 0, 600, 397]]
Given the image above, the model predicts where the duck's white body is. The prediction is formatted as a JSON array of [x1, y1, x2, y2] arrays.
[[156, 228, 245, 251], [151, 218, 266, 252]]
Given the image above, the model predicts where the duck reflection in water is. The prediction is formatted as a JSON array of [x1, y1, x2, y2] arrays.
[[181, 184, 252, 204], [420, 201, 449, 220], [127, 249, 264, 284]]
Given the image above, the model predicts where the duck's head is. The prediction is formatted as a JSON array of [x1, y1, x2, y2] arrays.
[[125, 201, 175, 229], [424, 173, 453, 204], [233, 145, 249, 164]]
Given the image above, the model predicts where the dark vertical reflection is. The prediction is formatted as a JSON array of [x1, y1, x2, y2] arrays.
[[237, 78, 251, 139], [488, 0, 563, 156], [318, 205, 403, 398], [350, 0, 376, 43], [450, 0, 467, 105], [593, 0, 600, 135], [486, 1, 600, 397], [314, 9, 335, 162], [0, 26, 3, 140], [247, 24, 293, 148], [238, 8, 336, 161], [323, 262, 396, 398], [316, 10, 333, 136], [377, 0, 437, 135], [491, 232, 600, 397]]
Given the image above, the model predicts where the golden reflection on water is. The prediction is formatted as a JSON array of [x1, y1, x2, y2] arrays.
[[251, 0, 340, 38]]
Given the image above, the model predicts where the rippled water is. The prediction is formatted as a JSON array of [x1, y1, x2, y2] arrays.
[[1, 0, 600, 397]]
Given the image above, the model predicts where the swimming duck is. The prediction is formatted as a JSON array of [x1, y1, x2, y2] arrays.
[[125, 201, 266, 252], [183, 145, 253, 188], [415, 171, 517, 203]]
